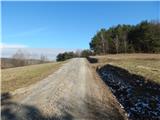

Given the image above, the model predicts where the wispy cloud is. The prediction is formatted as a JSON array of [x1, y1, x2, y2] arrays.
[[0, 43, 28, 49], [6, 27, 47, 38]]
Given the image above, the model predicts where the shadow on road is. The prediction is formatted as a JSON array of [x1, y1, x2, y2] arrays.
[[1, 92, 12, 105], [97, 64, 160, 120], [84, 96, 125, 120], [1, 92, 73, 120], [56, 95, 125, 120], [1, 102, 73, 120], [1, 92, 125, 120]]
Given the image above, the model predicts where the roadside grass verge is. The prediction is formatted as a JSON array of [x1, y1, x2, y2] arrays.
[[1, 61, 66, 93], [107, 59, 160, 84], [90, 54, 160, 84]]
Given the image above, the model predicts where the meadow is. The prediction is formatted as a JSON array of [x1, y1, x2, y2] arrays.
[[1, 61, 66, 93], [92, 54, 160, 84]]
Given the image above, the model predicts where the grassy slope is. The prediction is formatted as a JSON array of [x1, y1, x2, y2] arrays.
[[93, 54, 160, 84], [1, 61, 66, 93]]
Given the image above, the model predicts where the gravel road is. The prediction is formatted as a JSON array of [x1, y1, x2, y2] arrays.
[[1, 58, 126, 120]]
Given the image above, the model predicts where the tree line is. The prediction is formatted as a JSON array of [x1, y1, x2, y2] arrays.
[[56, 50, 93, 61], [90, 20, 160, 54], [56, 20, 160, 61], [12, 49, 49, 66]]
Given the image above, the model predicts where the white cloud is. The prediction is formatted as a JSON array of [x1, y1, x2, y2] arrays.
[[0, 43, 28, 49]]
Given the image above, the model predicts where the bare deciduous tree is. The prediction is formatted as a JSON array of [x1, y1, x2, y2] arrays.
[[75, 50, 82, 57], [40, 54, 48, 63], [12, 49, 27, 66], [100, 30, 109, 54], [114, 35, 119, 54], [123, 33, 128, 53]]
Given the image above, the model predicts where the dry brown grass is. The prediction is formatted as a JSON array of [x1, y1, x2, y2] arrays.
[[91, 53, 160, 62], [1, 61, 66, 93], [91, 54, 160, 84]]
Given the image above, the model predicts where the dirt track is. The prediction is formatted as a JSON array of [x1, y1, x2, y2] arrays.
[[1, 58, 126, 120]]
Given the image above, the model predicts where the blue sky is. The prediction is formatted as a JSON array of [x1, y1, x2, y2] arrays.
[[2, 1, 160, 49]]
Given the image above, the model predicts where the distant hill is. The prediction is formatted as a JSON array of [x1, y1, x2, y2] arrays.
[[1, 58, 51, 69]]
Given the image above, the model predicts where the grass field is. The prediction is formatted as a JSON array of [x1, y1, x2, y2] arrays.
[[92, 54, 160, 84], [1, 61, 66, 93]]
